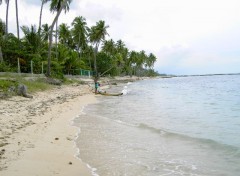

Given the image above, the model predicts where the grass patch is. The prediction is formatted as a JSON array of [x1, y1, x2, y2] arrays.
[[21, 78, 54, 93], [0, 78, 54, 96], [0, 80, 18, 92]]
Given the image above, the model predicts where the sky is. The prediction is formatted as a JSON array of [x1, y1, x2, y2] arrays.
[[0, 0, 240, 75]]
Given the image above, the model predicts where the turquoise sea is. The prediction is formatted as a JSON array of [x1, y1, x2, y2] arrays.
[[74, 75, 240, 176]]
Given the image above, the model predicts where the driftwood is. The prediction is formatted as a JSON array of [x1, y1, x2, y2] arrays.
[[17, 84, 33, 98]]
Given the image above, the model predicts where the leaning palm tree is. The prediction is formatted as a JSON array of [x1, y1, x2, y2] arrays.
[[46, 0, 72, 76], [39, 0, 50, 34], [88, 20, 109, 93], [50, 0, 71, 60]]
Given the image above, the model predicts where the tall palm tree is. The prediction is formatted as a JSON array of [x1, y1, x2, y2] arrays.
[[71, 16, 88, 57], [47, 0, 72, 76], [89, 20, 109, 93], [39, 0, 50, 34], [5, 0, 9, 34], [15, 0, 19, 39], [0, 0, 9, 34], [50, 0, 71, 60]]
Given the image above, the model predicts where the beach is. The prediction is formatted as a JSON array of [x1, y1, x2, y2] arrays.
[[0, 83, 96, 176], [0, 75, 141, 176]]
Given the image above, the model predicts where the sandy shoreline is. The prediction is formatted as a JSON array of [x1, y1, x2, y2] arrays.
[[0, 84, 96, 176], [0, 75, 142, 175]]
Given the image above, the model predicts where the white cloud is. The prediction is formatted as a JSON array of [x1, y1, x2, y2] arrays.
[[0, 0, 240, 75]]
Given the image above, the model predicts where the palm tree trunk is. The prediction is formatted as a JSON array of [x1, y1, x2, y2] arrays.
[[55, 19, 58, 60], [15, 0, 20, 39], [38, 0, 44, 34], [47, 0, 66, 77], [5, 0, 9, 34], [0, 46, 3, 63], [93, 44, 98, 78], [93, 44, 99, 93], [88, 53, 91, 69], [78, 33, 81, 58]]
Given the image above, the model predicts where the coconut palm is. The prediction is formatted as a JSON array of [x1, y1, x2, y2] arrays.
[[41, 23, 50, 42], [89, 20, 109, 77], [39, 0, 50, 34], [21, 25, 41, 54], [145, 53, 156, 69], [50, 0, 71, 60], [116, 40, 126, 53], [47, 0, 72, 76], [71, 16, 88, 57], [102, 39, 116, 56], [58, 23, 71, 46], [0, 0, 9, 34]]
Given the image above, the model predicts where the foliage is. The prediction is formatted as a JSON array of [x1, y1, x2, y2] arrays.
[[0, 62, 15, 72], [0, 1, 159, 78], [0, 79, 18, 92]]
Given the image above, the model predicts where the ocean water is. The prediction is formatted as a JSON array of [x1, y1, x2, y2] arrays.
[[74, 75, 240, 176]]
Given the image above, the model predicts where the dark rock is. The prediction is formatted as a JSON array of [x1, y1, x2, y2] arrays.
[[17, 84, 33, 98]]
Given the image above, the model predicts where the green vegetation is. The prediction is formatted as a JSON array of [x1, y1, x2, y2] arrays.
[[0, 77, 54, 96], [20, 78, 54, 93], [0, 0, 159, 79]]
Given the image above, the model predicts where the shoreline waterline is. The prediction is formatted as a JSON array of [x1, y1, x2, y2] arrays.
[[75, 75, 240, 176], [72, 105, 100, 176]]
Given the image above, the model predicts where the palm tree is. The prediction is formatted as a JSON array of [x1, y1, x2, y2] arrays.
[[15, 0, 19, 39], [47, 0, 72, 76], [89, 20, 109, 93], [50, 0, 71, 60], [89, 20, 109, 87], [147, 53, 157, 69], [116, 40, 125, 53], [102, 39, 116, 56], [0, 0, 9, 34], [39, 0, 50, 34], [71, 16, 88, 57], [21, 25, 41, 54], [58, 23, 71, 46], [41, 23, 50, 42]]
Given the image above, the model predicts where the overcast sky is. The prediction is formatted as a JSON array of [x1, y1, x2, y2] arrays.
[[0, 0, 240, 75]]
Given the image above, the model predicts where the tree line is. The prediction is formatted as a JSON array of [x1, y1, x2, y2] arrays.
[[0, 0, 159, 79]]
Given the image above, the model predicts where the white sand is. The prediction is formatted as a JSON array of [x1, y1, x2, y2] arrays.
[[0, 84, 96, 176]]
